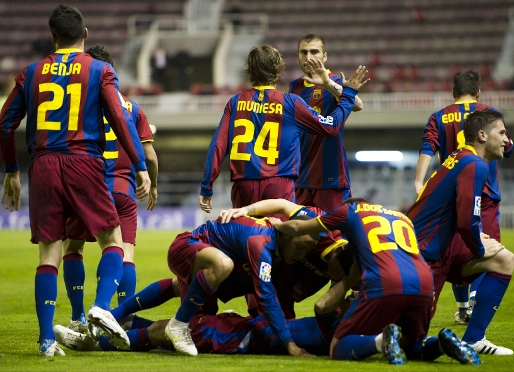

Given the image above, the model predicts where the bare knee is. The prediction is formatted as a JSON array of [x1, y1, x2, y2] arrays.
[[212, 256, 234, 283]]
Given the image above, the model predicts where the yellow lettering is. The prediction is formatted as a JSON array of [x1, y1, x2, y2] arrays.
[[268, 103, 275, 114], [464, 112, 470, 119], [275, 103, 283, 114], [42, 63, 50, 74], [263, 103, 269, 114], [237, 101, 246, 111], [72, 63, 81, 75], [58, 64, 66, 76], [125, 101, 133, 113], [50, 63, 58, 75]]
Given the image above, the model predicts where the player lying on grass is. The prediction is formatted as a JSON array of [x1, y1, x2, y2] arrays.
[[224, 198, 481, 365], [54, 278, 333, 355]]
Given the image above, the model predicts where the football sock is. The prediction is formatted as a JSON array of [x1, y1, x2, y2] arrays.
[[98, 335, 115, 351], [35, 265, 58, 342], [94, 246, 124, 310], [469, 273, 486, 309], [332, 334, 378, 360], [175, 270, 217, 323], [451, 284, 469, 312], [127, 328, 154, 352], [131, 315, 154, 329], [463, 272, 511, 344], [405, 336, 441, 361], [110, 278, 176, 321], [287, 317, 329, 354], [63, 253, 85, 320], [117, 262, 136, 305]]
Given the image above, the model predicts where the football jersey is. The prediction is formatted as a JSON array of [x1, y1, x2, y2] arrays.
[[0, 48, 146, 173], [289, 72, 351, 189], [408, 146, 488, 261], [200, 86, 357, 196], [419, 101, 512, 201], [189, 216, 292, 344], [318, 202, 433, 300], [103, 96, 153, 200]]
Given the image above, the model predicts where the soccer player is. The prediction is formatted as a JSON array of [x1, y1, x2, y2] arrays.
[[270, 198, 480, 365], [0, 5, 151, 356], [165, 214, 320, 357], [413, 71, 513, 324], [198, 44, 369, 213], [219, 198, 349, 319], [409, 109, 514, 355], [290, 34, 363, 211], [62, 45, 158, 332]]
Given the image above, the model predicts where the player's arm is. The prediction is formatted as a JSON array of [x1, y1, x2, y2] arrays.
[[143, 141, 158, 210], [199, 100, 232, 213], [219, 198, 300, 223], [0, 73, 26, 212], [272, 217, 326, 236], [415, 114, 439, 193], [314, 259, 360, 314]]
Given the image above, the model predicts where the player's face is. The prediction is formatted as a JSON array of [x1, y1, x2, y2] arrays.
[[484, 119, 509, 161], [298, 39, 327, 76], [282, 235, 318, 265]]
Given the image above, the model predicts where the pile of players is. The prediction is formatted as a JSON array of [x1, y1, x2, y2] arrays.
[[1, 4, 513, 366]]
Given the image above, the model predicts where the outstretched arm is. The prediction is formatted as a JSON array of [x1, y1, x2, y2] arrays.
[[219, 198, 299, 223], [271, 217, 326, 236]]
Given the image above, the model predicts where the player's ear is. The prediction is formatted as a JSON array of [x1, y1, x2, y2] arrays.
[[477, 129, 487, 142], [83, 27, 88, 40], [323, 52, 328, 63]]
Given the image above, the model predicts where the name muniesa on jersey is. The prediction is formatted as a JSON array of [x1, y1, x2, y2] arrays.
[[289, 72, 351, 189], [318, 202, 433, 300], [189, 216, 293, 345], [200, 85, 357, 196], [408, 146, 488, 262], [0, 48, 146, 173], [419, 101, 513, 201], [103, 96, 153, 200]]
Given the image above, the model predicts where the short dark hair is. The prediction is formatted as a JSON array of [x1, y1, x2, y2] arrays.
[[244, 44, 285, 86], [453, 70, 480, 97], [49, 5, 85, 47], [86, 45, 114, 67], [341, 197, 368, 206], [298, 34, 326, 53], [464, 109, 504, 143], [290, 214, 320, 241]]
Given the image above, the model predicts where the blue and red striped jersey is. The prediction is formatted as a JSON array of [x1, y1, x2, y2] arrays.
[[419, 101, 512, 201], [200, 85, 357, 196], [289, 72, 351, 189], [190, 216, 292, 344], [318, 202, 433, 300], [0, 48, 146, 173], [408, 146, 488, 261], [104, 96, 153, 200]]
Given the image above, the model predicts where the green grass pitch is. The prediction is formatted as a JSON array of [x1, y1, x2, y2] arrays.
[[1, 229, 514, 371]]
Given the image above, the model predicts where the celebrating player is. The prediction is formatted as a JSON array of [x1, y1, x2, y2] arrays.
[[198, 44, 368, 213], [409, 109, 514, 355], [0, 5, 150, 356], [290, 34, 363, 211]]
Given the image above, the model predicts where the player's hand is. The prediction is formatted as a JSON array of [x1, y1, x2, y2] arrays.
[[219, 207, 247, 223], [341, 65, 370, 91], [2, 171, 21, 212], [481, 234, 504, 259], [414, 180, 424, 195], [286, 342, 316, 357], [199, 195, 212, 213], [303, 58, 331, 86], [146, 186, 158, 211], [267, 217, 283, 226], [135, 170, 151, 201]]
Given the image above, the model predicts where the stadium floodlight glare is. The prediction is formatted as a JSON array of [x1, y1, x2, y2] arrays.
[[355, 151, 404, 162]]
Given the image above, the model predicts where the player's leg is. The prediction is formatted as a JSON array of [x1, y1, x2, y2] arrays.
[[460, 248, 514, 354], [451, 284, 470, 324], [113, 193, 138, 304], [62, 238, 87, 332]]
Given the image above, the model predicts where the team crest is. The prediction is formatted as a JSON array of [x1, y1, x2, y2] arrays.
[[474, 196, 481, 216], [259, 262, 272, 282], [313, 89, 322, 99]]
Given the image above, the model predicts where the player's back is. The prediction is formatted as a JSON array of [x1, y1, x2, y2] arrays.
[[319, 202, 433, 299], [20, 50, 116, 160], [408, 147, 488, 261], [191, 215, 277, 263]]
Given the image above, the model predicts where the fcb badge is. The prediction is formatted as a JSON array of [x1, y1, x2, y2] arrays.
[[313, 89, 322, 99]]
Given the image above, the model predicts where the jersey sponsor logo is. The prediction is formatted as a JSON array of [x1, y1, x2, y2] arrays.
[[259, 262, 272, 282], [318, 115, 334, 125], [474, 196, 481, 216], [42, 62, 81, 76], [236, 100, 283, 114], [313, 89, 322, 99]]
